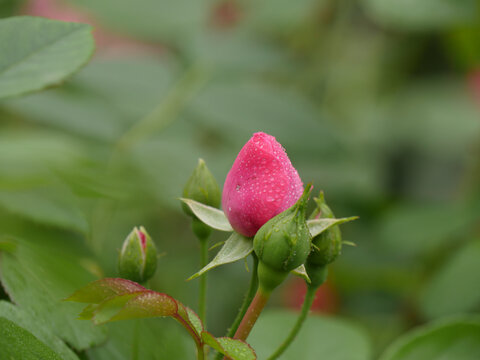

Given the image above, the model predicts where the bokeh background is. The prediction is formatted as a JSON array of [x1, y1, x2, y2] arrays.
[[1, 0, 480, 359]]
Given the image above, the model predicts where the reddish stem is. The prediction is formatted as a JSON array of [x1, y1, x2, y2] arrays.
[[233, 290, 270, 341]]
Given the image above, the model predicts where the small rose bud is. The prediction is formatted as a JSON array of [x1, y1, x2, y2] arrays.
[[223, 132, 303, 237], [118, 226, 157, 283], [183, 158, 221, 216], [254, 185, 312, 293], [307, 192, 342, 268], [182, 159, 221, 239]]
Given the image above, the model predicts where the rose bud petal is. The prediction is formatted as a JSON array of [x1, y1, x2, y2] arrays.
[[222, 132, 303, 237]]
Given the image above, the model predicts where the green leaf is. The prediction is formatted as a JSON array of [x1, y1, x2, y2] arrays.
[[3, 57, 177, 142], [66, 278, 147, 304], [188, 232, 253, 280], [379, 317, 480, 360], [0, 239, 16, 252], [187, 80, 338, 155], [180, 198, 232, 232], [0, 0, 24, 18], [383, 80, 480, 156], [87, 319, 194, 360], [0, 316, 63, 360], [67, 278, 203, 346], [66, 0, 210, 42], [0, 187, 88, 233], [291, 264, 311, 283], [420, 241, 480, 319], [4, 90, 124, 142], [378, 201, 478, 256], [202, 332, 256, 360], [249, 310, 371, 360], [91, 291, 178, 324], [0, 16, 94, 99], [362, 0, 477, 31], [185, 306, 204, 336], [0, 235, 107, 350], [307, 217, 358, 237], [0, 301, 79, 360], [189, 30, 291, 74], [245, 0, 321, 33]]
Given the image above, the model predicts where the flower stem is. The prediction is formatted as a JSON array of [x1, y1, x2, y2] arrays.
[[266, 285, 318, 360], [228, 254, 259, 336], [196, 344, 205, 360], [214, 254, 258, 360], [234, 289, 270, 341], [199, 236, 209, 325]]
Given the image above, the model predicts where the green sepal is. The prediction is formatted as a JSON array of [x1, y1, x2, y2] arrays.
[[180, 198, 233, 232], [307, 192, 357, 267], [254, 185, 313, 274], [188, 232, 253, 281], [291, 264, 311, 284]]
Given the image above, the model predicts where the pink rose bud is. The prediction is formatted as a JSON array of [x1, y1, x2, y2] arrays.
[[222, 132, 303, 237]]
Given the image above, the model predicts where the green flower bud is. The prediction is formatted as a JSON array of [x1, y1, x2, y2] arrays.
[[182, 159, 221, 239], [307, 192, 342, 268], [254, 185, 312, 293], [182, 158, 221, 217], [118, 226, 157, 283]]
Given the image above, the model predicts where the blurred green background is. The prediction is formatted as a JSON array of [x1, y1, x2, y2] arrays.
[[1, 0, 480, 359]]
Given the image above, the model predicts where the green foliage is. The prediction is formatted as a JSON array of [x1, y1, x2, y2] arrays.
[[202, 332, 256, 360], [0, 235, 107, 350], [0, 317, 63, 360], [0, 0, 480, 358], [420, 241, 480, 319], [0, 0, 24, 18], [66, 0, 210, 42], [0, 187, 88, 233], [249, 310, 372, 360], [87, 320, 194, 360], [0, 301, 79, 360], [380, 317, 480, 360], [362, 0, 478, 31], [68, 278, 257, 360], [378, 201, 479, 256], [0, 16, 94, 99]]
